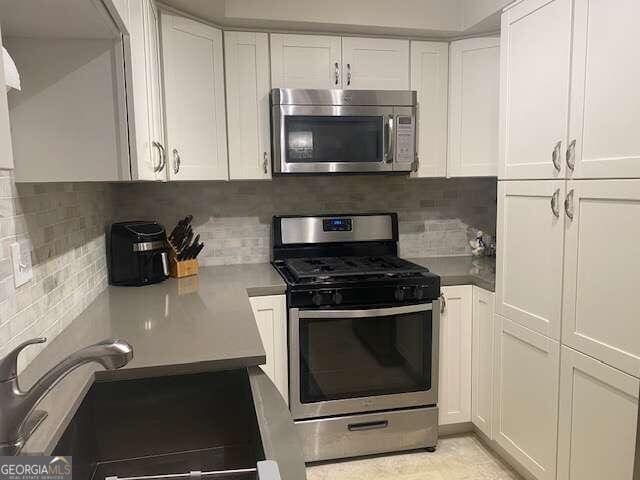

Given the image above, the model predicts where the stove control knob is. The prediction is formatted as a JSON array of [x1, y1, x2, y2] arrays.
[[312, 292, 323, 306], [395, 286, 410, 301], [414, 286, 424, 300], [332, 291, 343, 305]]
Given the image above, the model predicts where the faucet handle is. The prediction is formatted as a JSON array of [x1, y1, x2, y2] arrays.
[[0, 338, 46, 382]]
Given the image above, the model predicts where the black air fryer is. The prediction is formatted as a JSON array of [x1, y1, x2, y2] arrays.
[[108, 221, 169, 286]]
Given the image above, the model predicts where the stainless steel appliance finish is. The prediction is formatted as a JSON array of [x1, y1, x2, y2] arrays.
[[0, 337, 133, 455], [280, 214, 394, 245], [296, 406, 438, 463], [272, 213, 441, 462], [289, 302, 440, 420], [271, 88, 417, 174]]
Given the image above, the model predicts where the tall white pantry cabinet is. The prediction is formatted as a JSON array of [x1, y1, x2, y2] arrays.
[[496, 0, 640, 479]]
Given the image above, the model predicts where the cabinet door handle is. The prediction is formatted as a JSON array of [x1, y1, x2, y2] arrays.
[[550, 188, 560, 217], [172, 148, 181, 174], [552, 141, 562, 172], [440, 294, 446, 314], [566, 139, 576, 171], [334, 62, 339, 86], [153, 141, 166, 172], [564, 189, 575, 220], [347, 63, 352, 86], [263, 151, 269, 174]]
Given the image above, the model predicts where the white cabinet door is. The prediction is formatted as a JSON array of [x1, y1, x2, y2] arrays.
[[0, 23, 14, 170], [410, 41, 448, 178], [568, 0, 640, 179], [472, 287, 495, 439], [557, 346, 639, 480], [249, 295, 288, 404], [439, 285, 472, 426], [270, 34, 341, 89], [448, 37, 499, 178], [341, 37, 409, 90], [162, 12, 228, 180], [494, 315, 560, 480], [126, 0, 165, 181], [562, 180, 640, 377], [225, 32, 271, 180], [496, 180, 565, 340], [499, 0, 572, 180]]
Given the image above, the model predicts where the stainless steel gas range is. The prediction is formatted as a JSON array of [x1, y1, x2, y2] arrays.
[[271, 213, 441, 462]]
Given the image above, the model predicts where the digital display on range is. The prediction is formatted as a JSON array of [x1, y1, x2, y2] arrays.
[[323, 218, 352, 232]]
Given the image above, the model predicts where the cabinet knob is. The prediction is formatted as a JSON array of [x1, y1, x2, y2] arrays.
[[564, 189, 575, 220], [566, 139, 576, 171], [550, 188, 560, 217], [263, 151, 268, 174], [347, 63, 352, 86], [334, 62, 339, 86]]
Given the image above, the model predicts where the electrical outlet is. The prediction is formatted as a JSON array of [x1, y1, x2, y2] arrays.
[[11, 240, 33, 288]]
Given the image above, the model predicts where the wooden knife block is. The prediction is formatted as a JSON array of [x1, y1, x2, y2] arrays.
[[167, 241, 199, 278]]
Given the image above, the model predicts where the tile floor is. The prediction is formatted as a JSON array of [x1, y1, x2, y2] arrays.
[[306, 434, 523, 480]]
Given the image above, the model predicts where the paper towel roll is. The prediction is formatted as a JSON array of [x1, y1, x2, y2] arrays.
[[2, 46, 20, 92]]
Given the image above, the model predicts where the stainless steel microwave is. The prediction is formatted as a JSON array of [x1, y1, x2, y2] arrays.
[[270, 88, 417, 174]]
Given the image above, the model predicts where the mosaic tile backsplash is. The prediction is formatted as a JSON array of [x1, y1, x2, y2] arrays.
[[0, 170, 111, 371], [114, 176, 497, 266]]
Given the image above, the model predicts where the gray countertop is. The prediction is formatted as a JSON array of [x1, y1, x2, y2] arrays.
[[18, 256, 494, 469], [20, 263, 286, 457], [408, 255, 496, 292]]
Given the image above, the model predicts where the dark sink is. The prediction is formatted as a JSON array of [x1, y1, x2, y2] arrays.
[[52, 370, 264, 480]]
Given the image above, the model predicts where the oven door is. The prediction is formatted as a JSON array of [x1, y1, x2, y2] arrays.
[[289, 301, 440, 420], [272, 105, 395, 174]]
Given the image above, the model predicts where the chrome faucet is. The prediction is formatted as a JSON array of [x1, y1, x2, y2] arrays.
[[0, 337, 133, 455]]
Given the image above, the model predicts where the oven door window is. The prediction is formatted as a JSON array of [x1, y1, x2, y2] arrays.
[[284, 116, 384, 163], [299, 309, 432, 403]]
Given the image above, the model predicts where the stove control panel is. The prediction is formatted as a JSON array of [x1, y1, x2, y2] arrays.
[[322, 218, 352, 232]]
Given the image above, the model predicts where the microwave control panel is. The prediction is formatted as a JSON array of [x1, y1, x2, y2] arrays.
[[395, 115, 416, 168]]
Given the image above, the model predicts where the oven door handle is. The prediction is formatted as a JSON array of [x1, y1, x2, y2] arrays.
[[297, 303, 432, 319]]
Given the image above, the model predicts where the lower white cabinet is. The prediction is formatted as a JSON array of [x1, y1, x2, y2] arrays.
[[471, 287, 494, 439], [557, 346, 639, 480], [438, 285, 472, 426], [493, 314, 560, 480], [562, 179, 640, 378], [249, 295, 288, 404], [161, 12, 228, 180]]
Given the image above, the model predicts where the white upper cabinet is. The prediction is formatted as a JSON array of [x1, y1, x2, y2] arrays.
[[0, 23, 14, 170], [494, 315, 560, 480], [410, 41, 448, 178], [567, 0, 640, 179], [496, 180, 565, 340], [438, 285, 472, 426], [270, 34, 342, 89], [126, 0, 166, 181], [562, 180, 640, 378], [499, 0, 572, 180], [471, 287, 495, 439], [557, 346, 639, 480], [341, 37, 409, 90], [161, 12, 228, 181], [225, 32, 271, 180], [448, 37, 499, 178]]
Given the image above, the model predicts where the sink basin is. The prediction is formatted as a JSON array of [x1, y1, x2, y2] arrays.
[[52, 370, 264, 480]]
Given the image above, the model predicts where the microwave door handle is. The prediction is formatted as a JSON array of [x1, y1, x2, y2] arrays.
[[384, 115, 394, 164]]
